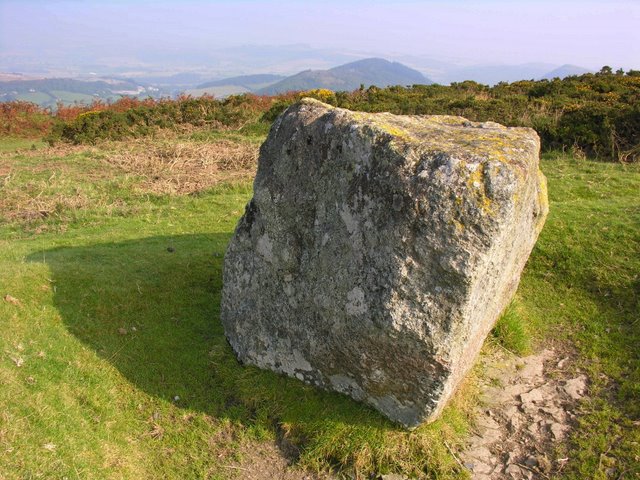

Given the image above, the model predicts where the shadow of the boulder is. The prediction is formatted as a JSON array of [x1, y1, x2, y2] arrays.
[[27, 233, 390, 433]]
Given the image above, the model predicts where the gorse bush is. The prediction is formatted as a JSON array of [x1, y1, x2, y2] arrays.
[[330, 70, 640, 162], [49, 91, 332, 143], [261, 89, 336, 122], [46, 95, 262, 144], [263, 71, 639, 162], [3, 68, 639, 161]]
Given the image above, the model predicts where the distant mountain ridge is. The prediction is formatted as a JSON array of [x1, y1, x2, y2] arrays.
[[0, 78, 140, 95], [442, 63, 557, 85], [0, 56, 598, 108], [541, 64, 592, 80], [196, 74, 286, 89], [258, 58, 432, 95], [424, 62, 593, 85]]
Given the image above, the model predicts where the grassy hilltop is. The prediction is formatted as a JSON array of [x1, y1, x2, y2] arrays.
[[0, 74, 639, 478]]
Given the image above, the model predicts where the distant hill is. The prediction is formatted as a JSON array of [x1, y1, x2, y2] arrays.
[[187, 74, 286, 98], [196, 74, 285, 89], [185, 85, 253, 99], [0, 73, 42, 82], [0, 77, 157, 108], [443, 63, 557, 86], [541, 64, 592, 80], [135, 72, 209, 87], [258, 58, 432, 95]]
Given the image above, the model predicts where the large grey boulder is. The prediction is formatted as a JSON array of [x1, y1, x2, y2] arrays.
[[221, 99, 548, 428]]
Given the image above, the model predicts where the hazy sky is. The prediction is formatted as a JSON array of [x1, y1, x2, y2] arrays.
[[1, 0, 639, 70]]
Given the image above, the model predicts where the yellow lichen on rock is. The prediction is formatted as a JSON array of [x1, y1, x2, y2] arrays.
[[465, 164, 495, 216], [535, 172, 549, 232]]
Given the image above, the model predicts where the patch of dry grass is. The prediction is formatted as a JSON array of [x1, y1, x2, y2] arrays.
[[0, 134, 258, 225], [0, 160, 98, 222], [0, 142, 107, 221], [103, 138, 258, 195], [0, 142, 97, 159]]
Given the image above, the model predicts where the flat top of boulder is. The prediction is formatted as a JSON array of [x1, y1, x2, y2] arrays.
[[297, 98, 539, 165]]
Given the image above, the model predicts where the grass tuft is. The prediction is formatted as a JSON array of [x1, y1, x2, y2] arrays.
[[491, 300, 531, 355]]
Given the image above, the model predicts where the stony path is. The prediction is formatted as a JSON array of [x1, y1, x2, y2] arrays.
[[460, 349, 587, 479]]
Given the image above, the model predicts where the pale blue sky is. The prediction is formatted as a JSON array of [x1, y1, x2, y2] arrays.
[[1, 0, 638, 70]]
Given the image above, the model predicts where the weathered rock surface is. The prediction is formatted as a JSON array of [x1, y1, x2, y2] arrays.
[[221, 98, 548, 428]]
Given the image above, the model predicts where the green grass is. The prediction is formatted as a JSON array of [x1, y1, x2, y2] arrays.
[[491, 301, 530, 355], [0, 137, 471, 479], [517, 153, 640, 479], [0, 137, 47, 152], [0, 138, 638, 479]]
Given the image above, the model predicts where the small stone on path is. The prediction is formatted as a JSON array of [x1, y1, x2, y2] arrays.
[[563, 375, 587, 400], [550, 422, 569, 440]]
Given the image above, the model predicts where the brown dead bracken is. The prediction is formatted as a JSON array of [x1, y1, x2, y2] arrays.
[[103, 137, 258, 195]]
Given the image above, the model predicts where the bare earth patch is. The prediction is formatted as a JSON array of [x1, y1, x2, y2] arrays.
[[460, 349, 587, 479], [227, 441, 334, 480]]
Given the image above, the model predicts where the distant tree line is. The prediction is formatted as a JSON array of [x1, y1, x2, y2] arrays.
[[1, 68, 638, 162]]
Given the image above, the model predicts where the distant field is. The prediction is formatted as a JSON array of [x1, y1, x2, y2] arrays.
[[10, 90, 120, 108], [186, 80, 286, 98], [0, 131, 638, 479], [14, 91, 54, 105], [49, 90, 98, 104], [186, 85, 252, 98]]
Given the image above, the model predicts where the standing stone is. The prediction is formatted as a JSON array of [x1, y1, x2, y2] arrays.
[[221, 99, 548, 428]]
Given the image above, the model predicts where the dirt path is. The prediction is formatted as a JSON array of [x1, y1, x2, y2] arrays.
[[227, 441, 334, 480], [460, 349, 587, 479]]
